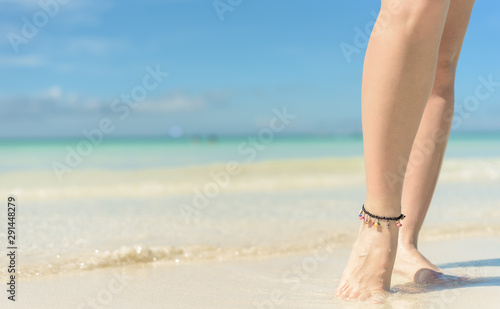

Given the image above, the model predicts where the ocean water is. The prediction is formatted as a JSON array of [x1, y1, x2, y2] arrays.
[[0, 134, 500, 279]]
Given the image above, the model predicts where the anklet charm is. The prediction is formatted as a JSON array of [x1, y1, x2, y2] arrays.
[[358, 204, 405, 228]]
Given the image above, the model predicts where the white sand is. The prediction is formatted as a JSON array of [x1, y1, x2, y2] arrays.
[[2, 236, 499, 309]]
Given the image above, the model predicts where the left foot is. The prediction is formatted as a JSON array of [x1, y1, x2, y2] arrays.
[[335, 220, 399, 303]]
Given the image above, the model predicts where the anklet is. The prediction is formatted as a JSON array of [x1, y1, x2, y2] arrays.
[[358, 204, 406, 228]]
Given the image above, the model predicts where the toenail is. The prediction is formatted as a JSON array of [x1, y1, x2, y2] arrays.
[[371, 296, 384, 304]]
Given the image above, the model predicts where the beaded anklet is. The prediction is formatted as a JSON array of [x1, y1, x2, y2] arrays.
[[358, 204, 406, 228]]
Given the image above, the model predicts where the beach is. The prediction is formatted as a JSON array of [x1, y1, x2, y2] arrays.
[[0, 136, 499, 308], [6, 236, 500, 309]]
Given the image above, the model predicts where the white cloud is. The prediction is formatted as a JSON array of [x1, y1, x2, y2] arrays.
[[0, 0, 41, 8], [137, 93, 206, 113], [45, 85, 62, 99], [0, 0, 99, 10], [0, 90, 211, 120], [0, 55, 44, 67], [65, 37, 128, 55]]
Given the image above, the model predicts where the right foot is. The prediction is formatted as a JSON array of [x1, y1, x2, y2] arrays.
[[335, 219, 399, 303], [393, 244, 443, 282]]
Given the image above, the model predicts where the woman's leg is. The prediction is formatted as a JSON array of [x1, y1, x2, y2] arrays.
[[395, 0, 476, 280], [336, 0, 451, 302]]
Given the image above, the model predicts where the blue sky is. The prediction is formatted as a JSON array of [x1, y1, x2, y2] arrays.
[[1, 0, 499, 138]]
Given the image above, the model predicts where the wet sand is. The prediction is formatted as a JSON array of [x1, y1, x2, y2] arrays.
[[3, 236, 499, 309]]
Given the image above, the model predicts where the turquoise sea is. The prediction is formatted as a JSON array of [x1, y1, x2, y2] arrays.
[[0, 133, 499, 279], [2, 133, 500, 171]]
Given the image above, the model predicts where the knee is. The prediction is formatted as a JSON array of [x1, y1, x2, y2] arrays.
[[383, 0, 450, 28], [399, 0, 450, 17], [436, 51, 459, 79], [433, 50, 460, 97]]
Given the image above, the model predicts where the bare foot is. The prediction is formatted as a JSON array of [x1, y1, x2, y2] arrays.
[[393, 244, 443, 282], [335, 220, 399, 303]]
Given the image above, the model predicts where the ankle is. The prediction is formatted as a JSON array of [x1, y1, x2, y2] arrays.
[[398, 230, 419, 249], [398, 239, 418, 251]]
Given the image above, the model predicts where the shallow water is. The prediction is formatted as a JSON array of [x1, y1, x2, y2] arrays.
[[0, 136, 499, 279]]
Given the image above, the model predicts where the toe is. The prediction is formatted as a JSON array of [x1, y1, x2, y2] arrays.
[[335, 282, 348, 297], [346, 289, 361, 301], [358, 291, 371, 302], [339, 286, 352, 299], [367, 290, 388, 304], [335, 286, 343, 297]]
